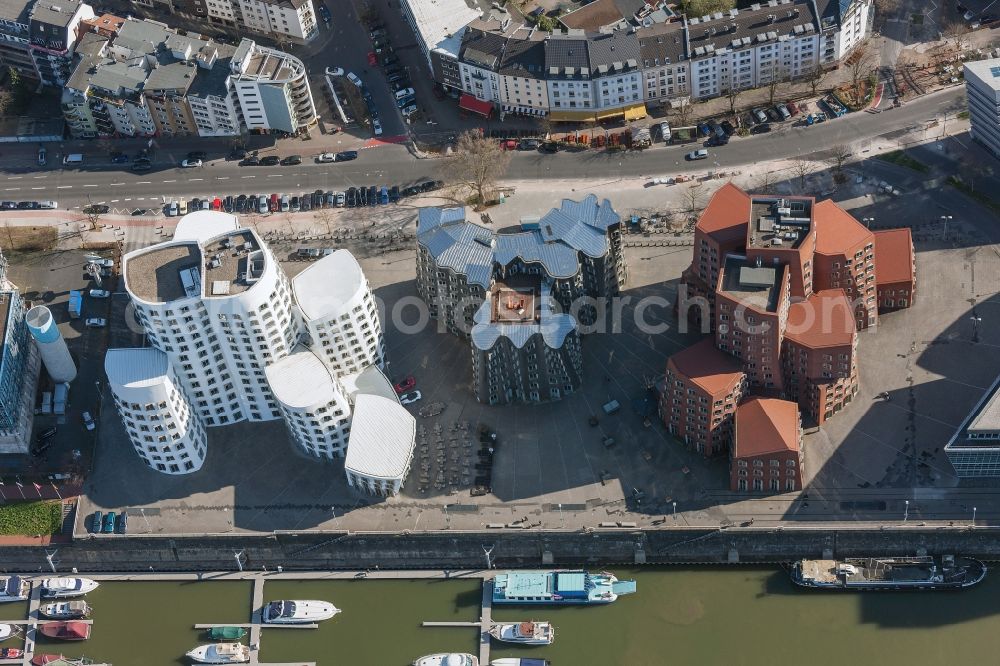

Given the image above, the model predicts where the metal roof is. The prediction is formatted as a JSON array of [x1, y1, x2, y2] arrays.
[[498, 572, 551, 597], [292, 249, 366, 322], [173, 211, 240, 242], [471, 281, 577, 351], [264, 346, 342, 410], [345, 394, 416, 480], [104, 348, 170, 389], [417, 208, 495, 289]]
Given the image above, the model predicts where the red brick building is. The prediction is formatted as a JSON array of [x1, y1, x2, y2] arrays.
[[663, 338, 747, 456], [873, 228, 916, 313], [731, 397, 803, 492], [811, 200, 878, 329], [782, 290, 859, 425]]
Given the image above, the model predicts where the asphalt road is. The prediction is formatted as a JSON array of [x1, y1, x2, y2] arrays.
[[0, 87, 966, 209]]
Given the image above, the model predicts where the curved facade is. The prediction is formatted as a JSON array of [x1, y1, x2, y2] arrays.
[[25, 305, 76, 383], [265, 346, 353, 459], [105, 348, 206, 475], [293, 250, 384, 375], [345, 393, 416, 496], [231, 41, 318, 131]]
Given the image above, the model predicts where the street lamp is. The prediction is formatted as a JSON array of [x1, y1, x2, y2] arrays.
[[940, 215, 953, 241], [862, 217, 874, 228], [970, 316, 982, 342], [904, 500, 909, 522], [972, 506, 977, 525], [672, 501, 677, 519], [44, 549, 58, 574], [234, 550, 244, 572]]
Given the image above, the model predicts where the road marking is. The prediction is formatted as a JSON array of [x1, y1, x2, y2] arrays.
[[56, 185, 72, 189], [217, 176, 230, 180], [111, 199, 119, 203], [4, 187, 19, 191], [136, 181, 151, 184], [267, 174, 282, 178], [83, 184, 98, 188], [7, 177, 20, 180], [138, 197, 146, 200], [163, 179, 176, 183], [240, 175, 255, 179], [30, 186, 43, 190], [110, 182, 124, 186], [32, 175, 46, 179], [124, 198, 131, 201], [189, 178, 204, 181]]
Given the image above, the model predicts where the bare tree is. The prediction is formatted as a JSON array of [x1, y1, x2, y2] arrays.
[[316, 208, 334, 235], [724, 87, 744, 118], [672, 97, 693, 126], [682, 182, 707, 216], [944, 24, 969, 55], [827, 143, 852, 174], [442, 130, 512, 207], [873, 0, 902, 16], [754, 169, 781, 194], [790, 158, 815, 190], [805, 64, 825, 97], [846, 40, 875, 104], [766, 67, 788, 106]]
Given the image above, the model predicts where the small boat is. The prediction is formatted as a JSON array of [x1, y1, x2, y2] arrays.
[[31, 657, 104, 666], [207, 626, 247, 641], [0, 624, 13, 639], [0, 575, 29, 602], [185, 642, 250, 664], [38, 621, 91, 641], [490, 659, 549, 666], [40, 601, 91, 619], [261, 600, 339, 624], [40, 578, 100, 599], [790, 555, 987, 590], [492, 570, 636, 605], [489, 621, 554, 645], [0, 647, 23, 659], [413, 654, 478, 666]]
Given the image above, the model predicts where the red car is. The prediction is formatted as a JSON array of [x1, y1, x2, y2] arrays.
[[786, 100, 800, 116], [212, 197, 222, 211], [500, 139, 518, 150], [394, 376, 416, 394], [367, 51, 378, 66]]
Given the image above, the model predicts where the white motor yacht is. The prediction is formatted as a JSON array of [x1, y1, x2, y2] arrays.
[[413, 654, 479, 666], [261, 600, 339, 624], [0, 576, 29, 602], [39, 578, 100, 598], [185, 642, 251, 664], [488, 621, 554, 645], [0, 624, 12, 640]]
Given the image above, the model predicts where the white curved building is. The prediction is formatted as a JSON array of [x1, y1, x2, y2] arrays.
[[104, 348, 207, 474], [123, 214, 297, 427], [265, 346, 352, 459], [293, 249, 384, 375], [25, 305, 76, 384], [231, 40, 318, 132], [345, 392, 416, 496]]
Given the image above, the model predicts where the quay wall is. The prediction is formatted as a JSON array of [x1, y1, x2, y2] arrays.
[[4, 529, 1000, 571]]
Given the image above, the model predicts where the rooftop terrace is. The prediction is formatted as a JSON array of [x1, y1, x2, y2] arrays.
[[491, 274, 541, 324], [201, 230, 264, 298], [748, 196, 813, 250], [125, 244, 202, 304]]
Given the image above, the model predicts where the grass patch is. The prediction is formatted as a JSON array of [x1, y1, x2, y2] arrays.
[[0, 501, 63, 535], [0, 225, 56, 252], [958, 110, 970, 120], [948, 176, 1000, 215], [876, 150, 930, 173]]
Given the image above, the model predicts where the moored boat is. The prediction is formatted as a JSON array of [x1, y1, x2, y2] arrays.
[[185, 642, 250, 664], [0, 624, 13, 640], [31, 657, 106, 666], [413, 654, 478, 666], [40, 578, 100, 599], [0, 575, 29, 602], [488, 621, 554, 645], [38, 621, 91, 641], [790, 555, 987, 590], [40, 601, 91, 619], [490, 660, 549, 666], [207, 626, 247, 641], [261, 600, 339, 624], [0, 647, 22, 659], [492, 570, 636, 605]]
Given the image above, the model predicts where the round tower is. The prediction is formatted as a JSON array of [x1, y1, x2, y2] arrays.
[[25, 305, 76, 383]]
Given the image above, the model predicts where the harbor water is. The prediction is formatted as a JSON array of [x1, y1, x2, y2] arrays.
[[2, 567, 999, 665]]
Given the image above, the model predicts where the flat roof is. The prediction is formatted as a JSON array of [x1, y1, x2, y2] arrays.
[[491, 275, 540, 324], [125, 243, 202, 304], [401, 0, 482, 54], [201, 230, 262, 298], [720, 255, 783, 312], [947, 375, 1000, 451], [104, 348, 170, 389], [265, 347, 340, 409], [498, 572, 550, 597], [964, 58, 1000, 93], [345, 394, 416, 480], [292, 249, 365, 322], [748, 196, 813, 250]]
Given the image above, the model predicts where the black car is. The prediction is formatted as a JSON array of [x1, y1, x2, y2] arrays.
[[389, 185, 400, 203], [247, 195, 257, 211], [766, 107, 782, 122], [706, 134, 729, 147], [260, 155, 280, 166], [16, 201, 38, 209], [110, 151, 129, 164], [382, 54, 399, 66], [539, 142, 559, 153], [235, 194, 248, 211], [300, 193, 311, 211], [132, 161, 152, 172], [229, 148, 247, 161], [84, 204, 110, 214], [367, 185, 378, 206], [281, 155, 302, 166], [1, 201, 17, 210], [750, 123, 772, 135], [241, 154, 260, 166], [518, 139, 541, 150], [335, 151, 358, 162], [346, 187, 357, 207], [187, 151, 207, 161], [720, 120, 736, 136], [358, 186, 368, 206], [420, 180, 443, 192], [401, 185, 422, 197], [313, 190, 324, 208]]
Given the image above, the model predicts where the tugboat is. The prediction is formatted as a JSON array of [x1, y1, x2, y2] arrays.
[[185, 642, 251, 664], [413, 654, 478, 666], [492, 570, 636, 605], [0, 575, 29, 602], [790, 555, 987, 590], [488, 621, 554, 645], [38, 621, 91, 641], [40, 578, 100, 599], [261, 600, 339, 624], [40, 601, 91, 619]]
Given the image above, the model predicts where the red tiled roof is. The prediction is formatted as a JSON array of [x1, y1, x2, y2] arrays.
[[696, 182, 750, 244], [784, 289, 855, 348], [812, 199, 873, 256], [873, 228, 914, 284], [667, 338, 744, 395], [734, 397, 800, 457]]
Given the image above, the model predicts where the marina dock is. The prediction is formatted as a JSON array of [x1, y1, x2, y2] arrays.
[[422, 577, 494, 664]]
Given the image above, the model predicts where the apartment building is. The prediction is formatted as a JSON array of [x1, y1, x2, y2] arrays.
[[811, 199, 877, 328], [0, 287, 40, 454], [816, 0, 872, 61], [731, 397, 803, 492], [63, 18, 316, 138], [637, 22, 689, 107], [964, 58, 1000, 161], [663, 338, 747, 456], [0, 0, 39, 81], [873, 228, 916, 313], [129, 0, 316, 42], [418, 195, 628, 405], [28, 0, 93, 86]]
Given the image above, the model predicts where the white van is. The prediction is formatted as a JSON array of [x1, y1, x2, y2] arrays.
[[62, 154, 83, 165], [38, 200, 58, 209]]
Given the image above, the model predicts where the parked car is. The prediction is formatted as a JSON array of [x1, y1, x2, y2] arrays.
[[110, 152, 129, 164], [335, 191, 346, 207], [91, 511, 102, 534], [269, 193, 279, 212], [236, 194, 248, 211], [117, 511, 128, 534], [379, 186, 389, 205], [281, 155, 302, 166], [36, 426, 57, 443], [290, 196, 300, 212], [260, 155, 280, 166], [372, 119, 383, 136], [389, 185, 400, 203], [706, 134, 728, 147], [346, 187, 357, 207], [750, 123, 772, 134], [132, 161, 152, 172], [83, 204, 109, 215], [317, 152, 336, 163], [347, 72, 363, 87], [180, 158, 202, 168], [280, 194, 290, 212], [402, 104, 418, 118], [518, 139, 541, 150], [223, 195, 234, 212], [37, 146, 46, 166], [776, 104, 791, 120], [786, 100, 800, 116], [103, 512, 116, 534], [242, 154, 260, 166], [89, 289, 110, 298], [396, 95, 415, 109], [1, 201, 16, 210], [686, 149, 709, 160], [752, 108, 769, 123], [81, 411, 95, 431], [367, 185, 378, 206], [335, 151, 358, 162], [16, 201, 38, 209], [394, 376, 416, 394], [300, 193, 311, 211], [420, 180, 443, 192], [38, 200, 58, 209], [318, 3, 331, 21], [696, 122, 711, 136], [394, 87, 415, 100], [257, 194, 269, 214], [720, 120, 736, 136], [658, 121, 671, 141], [165, 201, 179, 216], [85, 317, 107, 328], [400, 391, 422, 405]]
